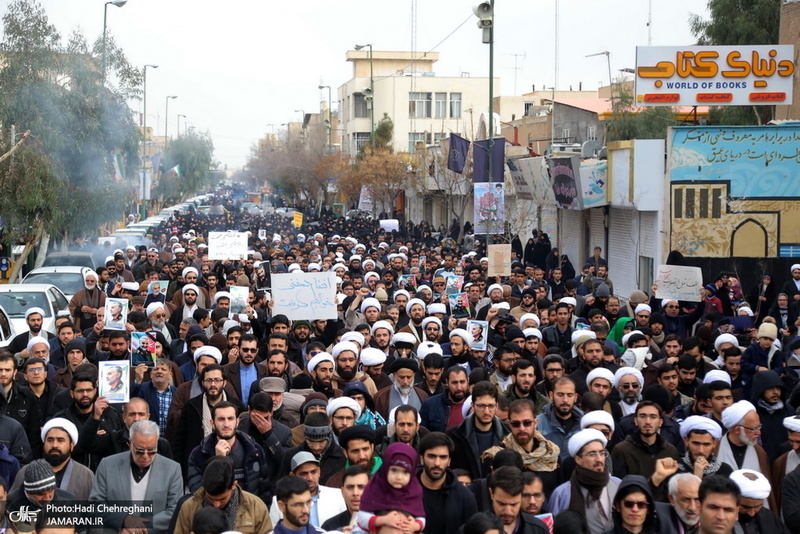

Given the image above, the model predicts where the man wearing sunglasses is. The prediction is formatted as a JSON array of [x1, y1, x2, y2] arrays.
[[223, 334, 267, 405], [614, 367, 644, 417], [650, 284, 705, 340], [90, 420, 183, 534]]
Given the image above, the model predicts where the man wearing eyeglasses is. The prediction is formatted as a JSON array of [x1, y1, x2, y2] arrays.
[[223, 334, 267, 405], [174, 364, 245, 475], [448, 381, 509, 480], [146, 303, 178, 346], [90, 420, 183, 534], [550, 428, 620, 534], [650, 284, 705, 340], [716, 400, 777, 510]]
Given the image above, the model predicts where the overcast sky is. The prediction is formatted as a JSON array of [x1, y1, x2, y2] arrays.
[[11, 0, 708, 169]]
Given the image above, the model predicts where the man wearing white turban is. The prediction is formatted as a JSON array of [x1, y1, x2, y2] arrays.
[[771, 415, 800, 511], [717, 401, 776, 510], [730, 469, 785, 532], [677, 415, 733, 479]]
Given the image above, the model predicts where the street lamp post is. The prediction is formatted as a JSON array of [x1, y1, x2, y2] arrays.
[[142, 64, 158, 163], [177, 114, 186, 137], [545, 86, 555, 150], [354, 44, 374, 147], [164, 95, 177, 153], [102, 0, 126, 80], [318, 85, 332, 154], [141, 64, 157, 220]]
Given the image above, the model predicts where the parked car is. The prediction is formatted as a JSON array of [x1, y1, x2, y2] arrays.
[[345, 209, 372, 220], [0, 284, 69, 336], [42, 251, 98, 269], [275, 207, 296, 217], [22, 266, 94, 301]]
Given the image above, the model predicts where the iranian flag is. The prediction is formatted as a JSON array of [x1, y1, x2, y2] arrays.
[[168, 164, 181, 178]]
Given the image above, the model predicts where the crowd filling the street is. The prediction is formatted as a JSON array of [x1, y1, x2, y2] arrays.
[[1, 187, 799, 534]]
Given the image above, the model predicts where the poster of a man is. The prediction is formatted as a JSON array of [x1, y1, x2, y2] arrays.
[[98, 360, 130, 403], [103, 298, 128, 331], [467, 320, 489, 351], [131, 332, 157, 367], [144, 280, 166, 307]]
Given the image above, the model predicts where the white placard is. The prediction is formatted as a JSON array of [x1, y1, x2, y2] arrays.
[[271, 272, 337, 320], [655, 264, 703, 303], [379, 219, 399, 233], [208, 231, 248, 260]]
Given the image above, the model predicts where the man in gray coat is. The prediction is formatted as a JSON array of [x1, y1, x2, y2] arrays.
[[89, 420, 183, 534]]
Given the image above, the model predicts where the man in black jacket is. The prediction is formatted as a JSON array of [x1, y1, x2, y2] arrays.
[[239, 392, 293, 484], [172, 364, 245, 473], [488, 466, 548, 534], [52, 372, 122, 471], [321, 465, 369, 532], [186, 401, 270, 503], [729, 469, 788, 534], [417, 432, 478, 534], [750, 370, 792, 462], [0, 353, 40, 456], [77, 397, 171, 460], [448, 381, 508, 480]]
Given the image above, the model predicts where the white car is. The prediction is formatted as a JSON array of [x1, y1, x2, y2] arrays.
[[22, 266, 95, 301], [0, 284, 70, 336], [0, 304, 17, 348]]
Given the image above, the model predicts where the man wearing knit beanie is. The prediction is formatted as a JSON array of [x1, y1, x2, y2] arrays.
[[6, 459, 74, 517]]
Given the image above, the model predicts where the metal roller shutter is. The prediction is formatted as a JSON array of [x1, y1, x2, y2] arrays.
[[560, 209, 583, 270], [589, 208, 606, 253], [608, 207, 638, 299]]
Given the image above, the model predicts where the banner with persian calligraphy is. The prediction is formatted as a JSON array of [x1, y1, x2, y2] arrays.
[[654, 265, 703, 302], [636, 45, 794, 106]]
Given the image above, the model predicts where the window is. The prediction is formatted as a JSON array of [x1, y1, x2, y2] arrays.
[[524, 102, 536, 117], [409, 92, 432, 118], [587, 126, 597, 141], [354, 93, 369, 118], [353, 132, 370, 152], [409, 132, 429, 153], [433, 133, 447, 145], [450, 93, 462, 118], [435, 93, 447, 118]]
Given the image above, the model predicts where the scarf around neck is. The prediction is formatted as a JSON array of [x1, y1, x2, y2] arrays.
[[482, 431, 559, 472], [568, 466, 610, 514], [204, 486, 240, 530]]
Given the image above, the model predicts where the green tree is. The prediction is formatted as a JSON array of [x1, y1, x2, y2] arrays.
[[690, 0, 780, 46], [606, 80, 678, 142], [0, 0, 141, 276], [689, 0, 782, 124], [155, 130, 215, 202], [374, 113, 394, 149]]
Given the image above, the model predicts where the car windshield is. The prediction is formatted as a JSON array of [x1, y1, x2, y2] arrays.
[[24, 273, 83, 296], [42, 255, 93, 268], [0, 293, 51, 318]]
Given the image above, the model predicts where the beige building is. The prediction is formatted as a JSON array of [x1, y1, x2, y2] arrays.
[[338, 50, 499, 155], [777, 0, 800, 120]]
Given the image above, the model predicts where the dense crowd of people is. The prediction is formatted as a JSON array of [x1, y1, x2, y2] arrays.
[[4, 188, 800, 534]]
